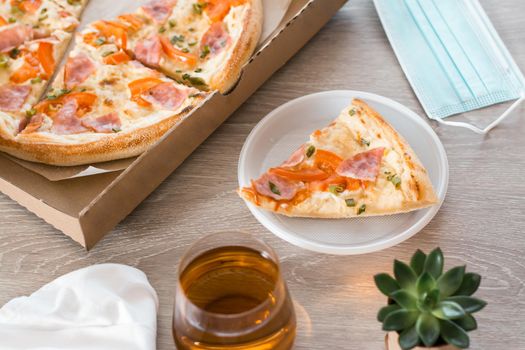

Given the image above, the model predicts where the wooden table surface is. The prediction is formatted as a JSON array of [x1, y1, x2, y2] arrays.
[[1, 0, 524, 349]]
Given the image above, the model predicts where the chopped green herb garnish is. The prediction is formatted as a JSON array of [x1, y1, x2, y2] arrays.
[[41, 8, 48, 13], [194, 68, 202, 73], [101, 51, 115, 57], [189, 27, 195, 32], [182, 48, 190, 53], [269, 181, 281, 195], [188, 41, 197, 47], [158, 26, 166, 33], [10, 6, 22, 15], [0, 55, 9, 68], [8, 17, 16, 23], [387, 174, 402, 189], [112, 128, 121, 133], [94, 37, 106, 46], [328, 184, 344, 194], [182, 74, 207, 86], [31, 77, 42, 84], [306, 145, 316, 158], [38, 14, 48, 21], [193, 3, 205, 15], [175, 69, 183, 73], [169, 20, 176, 28], [361, 138, 370, 147], [67, 0, 81, 5], [47, 88, 71, 100], [25, 109, 37, 118], [345, 198, 356, 207], [358, 204, 366, 215], [170, 34, 185, 44], [200, 45, 210, 59], [348, 108, 356, 116], [9, 48, 20, 59]]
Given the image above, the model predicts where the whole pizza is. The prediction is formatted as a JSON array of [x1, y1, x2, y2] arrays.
[[0, 0, 263, 165]]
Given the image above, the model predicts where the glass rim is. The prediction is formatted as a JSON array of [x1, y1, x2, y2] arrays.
[[176, 231, 286, 320]]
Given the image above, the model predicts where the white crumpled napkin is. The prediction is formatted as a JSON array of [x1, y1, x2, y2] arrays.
[[0, 264, 158, 350]]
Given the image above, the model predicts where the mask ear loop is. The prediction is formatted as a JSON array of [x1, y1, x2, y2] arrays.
[[433, 92, 525, 134]]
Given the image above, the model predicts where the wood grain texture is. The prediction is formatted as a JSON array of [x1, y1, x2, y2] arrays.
[[0, 0, 524, 349]]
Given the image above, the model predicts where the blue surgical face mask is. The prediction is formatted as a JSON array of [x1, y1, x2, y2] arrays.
[[374, 0, 525, 134]]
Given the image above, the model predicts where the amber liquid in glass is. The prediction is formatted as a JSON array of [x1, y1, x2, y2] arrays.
[[173, 246, 296, 350]]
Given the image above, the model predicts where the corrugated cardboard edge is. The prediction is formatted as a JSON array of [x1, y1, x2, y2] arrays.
[[0, 176, 85, 246], [3, 154, 133, 181], [76, 0, 348, 249]]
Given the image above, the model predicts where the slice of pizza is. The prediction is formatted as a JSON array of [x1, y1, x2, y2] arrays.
[[130, 0, 263, 92], [239, 99, 438, 218], [0, 0, 86, 123], [0, 44, 206, 166], [0, 31, 71, 117]]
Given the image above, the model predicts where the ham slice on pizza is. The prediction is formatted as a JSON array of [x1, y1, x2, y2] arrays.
[[239, 99, 438, 218]]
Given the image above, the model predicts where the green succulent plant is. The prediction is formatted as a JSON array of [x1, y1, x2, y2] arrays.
[[374, 248, 486, 350]]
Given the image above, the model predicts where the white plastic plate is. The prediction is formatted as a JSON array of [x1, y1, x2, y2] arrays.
[[238, 91, 449, 255]]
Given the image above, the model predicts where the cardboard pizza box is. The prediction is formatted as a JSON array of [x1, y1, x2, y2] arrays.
[[0, 0, 348, 249]]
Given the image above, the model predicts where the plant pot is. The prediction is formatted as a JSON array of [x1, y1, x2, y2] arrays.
[[386, 332, 459, 350]]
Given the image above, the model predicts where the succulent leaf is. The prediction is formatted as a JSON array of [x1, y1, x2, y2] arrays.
[[432, 301, 466, 320], [374, 273, 400, 296], [399, 325, 419, 350], [446, 296, 487, 314], [383, 309, 419, 331], [439, 319, 470, 349], [378, 304, 401, 322], [454, 272, 482, 296], [453, 314, 478, 331], [421, 289, 440, 310], [416, 272, 436, 296], [416, 313, 440, 347], [424, 248, 444, 279], [437, 266, 466, 298], [394, 260, 417, 290], [410, 249, 427, 275], [390, 290, 418, 310]]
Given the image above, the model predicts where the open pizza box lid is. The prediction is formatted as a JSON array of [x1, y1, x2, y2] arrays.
[[0, 0, 348, 248]]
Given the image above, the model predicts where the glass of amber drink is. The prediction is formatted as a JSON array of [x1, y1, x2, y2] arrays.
[[173, 232, 296, 350]]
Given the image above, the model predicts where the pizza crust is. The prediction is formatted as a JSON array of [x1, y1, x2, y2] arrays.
[[210, 0, 263, 93], [0, 102, 200, 166]]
